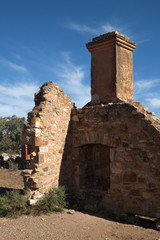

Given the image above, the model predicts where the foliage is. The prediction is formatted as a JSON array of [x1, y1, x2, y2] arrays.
[[0, 115, 25, 154], [7, 160, 19, 171], [32, 186, 67, 215], [0, 156, 24, 170], [0, 186, 67, 218], [0, 190, 27, 218]]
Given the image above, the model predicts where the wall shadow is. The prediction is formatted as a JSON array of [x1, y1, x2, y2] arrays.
[[77, 209, 158, 231], [58, 117, 158, 232], [59, 119, 73, 192]]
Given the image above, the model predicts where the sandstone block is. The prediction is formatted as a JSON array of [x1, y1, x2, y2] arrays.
[[123, 172, 137, 183], [39, 146, 48, 152], [72, 115, 79, 122], [35, 137, 48, 146], [38, 153, 45, 164], [31, 117, 44, 128]]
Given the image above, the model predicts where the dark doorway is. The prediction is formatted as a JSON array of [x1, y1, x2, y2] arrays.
[[79, 144, 110, 191]]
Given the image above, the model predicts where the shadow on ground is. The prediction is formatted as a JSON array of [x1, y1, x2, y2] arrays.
[[73, 208, 158, 231], [0, 187, 24, 195], [0, 169, 158, 232]]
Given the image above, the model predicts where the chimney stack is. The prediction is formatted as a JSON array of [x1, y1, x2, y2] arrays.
[[86, 31, 136, 103]]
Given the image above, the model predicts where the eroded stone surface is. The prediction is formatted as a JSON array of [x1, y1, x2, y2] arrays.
[[70, 101, 160, 218], [22, 32, 160, 219], [22, 82, 73, 200], [86, 31, 136, 104]]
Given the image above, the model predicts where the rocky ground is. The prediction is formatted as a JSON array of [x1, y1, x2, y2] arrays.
[[0, 169, 160, 240]]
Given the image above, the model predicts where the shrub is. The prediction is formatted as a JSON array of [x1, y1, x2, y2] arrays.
[[8, 160, 19, 171], [0, 190, 27, 218], [0, 156, 24, 170], [33, 186, 67, 215], [0, 186, 67, 218]]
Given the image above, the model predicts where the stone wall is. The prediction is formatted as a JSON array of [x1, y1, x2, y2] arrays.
[[70, 100, 160, 218], [22, 82, 73, 202], [21, 32, 160, 219]]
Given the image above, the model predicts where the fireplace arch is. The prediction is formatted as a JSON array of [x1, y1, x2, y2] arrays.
[[79, 143, 110, 191]]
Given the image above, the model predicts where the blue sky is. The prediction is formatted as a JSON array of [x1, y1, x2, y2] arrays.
[[0, 0, 160, 118]]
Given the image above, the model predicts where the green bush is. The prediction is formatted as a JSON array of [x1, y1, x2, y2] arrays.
[[0, 115, 25, 154], [33, 186, 67, 215], [0, 190, 27, 218], [0, 186, 67, 218], [8, 160, 19, 171]]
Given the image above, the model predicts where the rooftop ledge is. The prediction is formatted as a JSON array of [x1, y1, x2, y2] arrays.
[[86, 31, 137, 52]]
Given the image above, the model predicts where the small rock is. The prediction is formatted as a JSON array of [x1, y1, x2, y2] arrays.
[[67, 209, 75, 215], [28, 199, 38, 206]]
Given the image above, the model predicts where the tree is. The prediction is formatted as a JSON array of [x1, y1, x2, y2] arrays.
[[0, 115, 25, 154]]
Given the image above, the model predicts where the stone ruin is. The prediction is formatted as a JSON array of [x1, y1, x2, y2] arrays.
[[22, 31, 160, 218]]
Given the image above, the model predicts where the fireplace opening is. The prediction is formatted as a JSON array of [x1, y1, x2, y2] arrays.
[[79, 144, 110, 191]]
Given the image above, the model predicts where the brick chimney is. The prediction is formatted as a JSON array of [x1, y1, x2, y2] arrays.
[[86, 31, 136, 103]]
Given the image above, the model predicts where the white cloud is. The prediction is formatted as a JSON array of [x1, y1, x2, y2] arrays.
[[0, 83, 37, 98], [68, 22, 119, 35], [0, 105, 28, 118], [101, 24, 119, 33], [56, 52, 90, 107], [0, 57, 28, 73], [134, 79, 160, 94], [136, 38, 150, 44], [134, 78, 160, 117], [68, 23, 98, 34], [68, 22, 132, 38], [146, 98, 160, 108], [0, 82, 39, 118]]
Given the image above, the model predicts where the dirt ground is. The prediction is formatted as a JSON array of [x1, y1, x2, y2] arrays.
[[0, 169, 160, 240]]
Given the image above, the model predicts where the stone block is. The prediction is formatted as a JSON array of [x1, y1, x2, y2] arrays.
[[39, 146, 48, 153], [31, 117, 44, 129], [129, 189, 140, 196], [35, 137, 48, 146], [43, 167, 48, 172], [38, 153, 45, 164], [110, 148, 115, 161], [59, 148, 63, 153], [72, 115, 79, 122], [28, 199, 38, 205], [123, 172, 137, 183], [35, 128, 42, 137], [48, 170, 53, 175]]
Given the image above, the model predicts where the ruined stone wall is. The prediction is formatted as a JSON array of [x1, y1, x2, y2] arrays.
[[21, 32, 160, 219], [71, 101, 160, 218], [22, 82, 73, 202]]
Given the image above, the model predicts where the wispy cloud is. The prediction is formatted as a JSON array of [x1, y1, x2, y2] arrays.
[[0, 57, 28, 73], [146, 98, 160, 108], [56, 52, 90, 107], [0, 82, 39, 117], [134, 78, 160, 116], [68, 22, 119, 35], [136, 38, 150, 45], [68, 22, 132, 38], [134, 79, 160, 94]]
